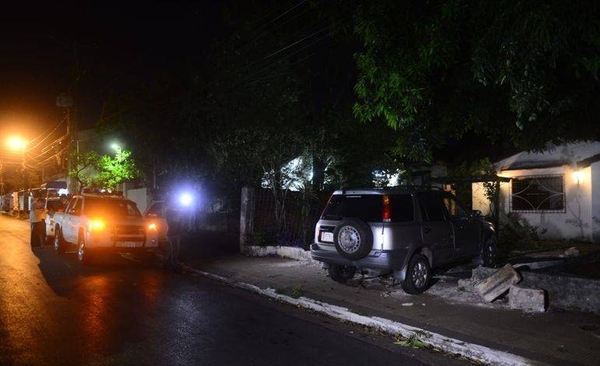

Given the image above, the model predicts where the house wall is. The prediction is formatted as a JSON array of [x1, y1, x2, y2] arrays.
[[592, 161, 600, 243], [496, 166, 594, 242], [125, 187, 150, 213], [471, 182, 491, 216]]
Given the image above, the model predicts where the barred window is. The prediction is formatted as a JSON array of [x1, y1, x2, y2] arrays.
[[511, 175, 565, 212]]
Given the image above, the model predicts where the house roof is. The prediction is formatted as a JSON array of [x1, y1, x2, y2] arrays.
[[495, 141, 600, 171]]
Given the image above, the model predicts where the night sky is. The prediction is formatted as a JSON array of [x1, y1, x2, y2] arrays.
[[1, 0, 228, 139]]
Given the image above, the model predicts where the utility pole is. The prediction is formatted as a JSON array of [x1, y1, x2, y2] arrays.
[[57, 40, 84, 194], [0, 163, 4, 196], [56, 92, 73, 190]]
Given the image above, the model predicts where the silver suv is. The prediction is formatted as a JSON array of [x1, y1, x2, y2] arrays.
[[310, 188, 497, 294]]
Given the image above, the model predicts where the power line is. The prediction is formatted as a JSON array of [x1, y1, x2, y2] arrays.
[[236, 1, 312, 52], [27, 116, 67, 152], [242, 33, 329, 86]]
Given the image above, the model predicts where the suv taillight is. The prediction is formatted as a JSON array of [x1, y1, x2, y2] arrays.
[[382, 195, 391, 222]]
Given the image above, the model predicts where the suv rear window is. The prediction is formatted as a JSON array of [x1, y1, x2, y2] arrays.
[[321, 194, 414, 223]]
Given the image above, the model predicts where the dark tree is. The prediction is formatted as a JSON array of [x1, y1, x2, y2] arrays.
[[351, 0, 600, 161]]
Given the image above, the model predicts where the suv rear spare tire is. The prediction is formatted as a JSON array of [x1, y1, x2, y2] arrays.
[[333, 218, 373, 260]]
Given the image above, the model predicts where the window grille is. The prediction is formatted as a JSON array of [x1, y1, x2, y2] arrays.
[[510, 175, 565, 213]]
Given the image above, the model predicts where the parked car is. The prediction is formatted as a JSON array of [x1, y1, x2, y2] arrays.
[[53, 192, 160, 265], [144, 200, 169, 246], [310, 187, 497, 294]]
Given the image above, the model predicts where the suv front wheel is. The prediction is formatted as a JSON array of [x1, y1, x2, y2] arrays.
[[333, 218, 373, 260], [482, 235, 498, 267], [401, 254, 431, 295]]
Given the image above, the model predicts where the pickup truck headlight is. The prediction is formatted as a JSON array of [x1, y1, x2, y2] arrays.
[[89, 219, 106, 231], [148, 223, 158, 231]]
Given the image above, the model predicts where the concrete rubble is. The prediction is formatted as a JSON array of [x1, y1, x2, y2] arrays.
[[508, 284, 547, 313], [475, 264, 522, 302]]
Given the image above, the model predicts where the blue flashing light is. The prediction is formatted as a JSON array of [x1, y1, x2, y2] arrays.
[[179, 192, 193, 207]]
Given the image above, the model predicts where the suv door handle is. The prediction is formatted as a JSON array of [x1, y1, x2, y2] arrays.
[[423, 227, 432, 234]]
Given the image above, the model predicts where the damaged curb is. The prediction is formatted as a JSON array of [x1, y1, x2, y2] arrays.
[[186, 265, 540, 366]]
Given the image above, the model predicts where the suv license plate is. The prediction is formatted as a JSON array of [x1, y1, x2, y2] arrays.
[[321, 232, 334, 243]]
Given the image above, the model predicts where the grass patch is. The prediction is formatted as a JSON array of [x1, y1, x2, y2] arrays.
[[394, 333, 428, 349], [275, 284, 304, 299]]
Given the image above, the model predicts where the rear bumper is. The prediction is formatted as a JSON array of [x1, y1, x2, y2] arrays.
[[310, 243, 409, 270]]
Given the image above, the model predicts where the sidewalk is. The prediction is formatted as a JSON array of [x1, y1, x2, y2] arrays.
[[182, 251, 600, 366]]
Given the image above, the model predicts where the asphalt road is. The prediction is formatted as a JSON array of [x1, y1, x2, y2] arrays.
[[0, 213, 471, 366]]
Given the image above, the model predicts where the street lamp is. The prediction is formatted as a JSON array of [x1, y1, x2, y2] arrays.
[[111, 143, 122, 162], [7, 136, 28, 214], [7, 136, 27, 152], [7, 136, 27, 186]]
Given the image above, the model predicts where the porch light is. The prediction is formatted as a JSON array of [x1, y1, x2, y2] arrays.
[[573, 170, 583, 185]]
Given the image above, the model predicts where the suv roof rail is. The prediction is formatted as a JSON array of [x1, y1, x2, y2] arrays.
[[338, 185, 446, 193]]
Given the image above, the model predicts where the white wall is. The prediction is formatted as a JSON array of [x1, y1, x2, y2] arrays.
[[125, 187, 150, 213], [496, 166, 594, 242], [592, 161, 600, 243], [472, 182, 491, 216]]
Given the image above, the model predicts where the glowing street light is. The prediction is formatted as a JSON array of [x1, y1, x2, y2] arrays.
[[7, 136, 27, 151], [6, 136, 29, 214], [111, 143, 123, 161]]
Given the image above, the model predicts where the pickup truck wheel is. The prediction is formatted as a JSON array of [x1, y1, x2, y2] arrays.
[[328, 264, 357, 284], [482, 235, 498, 268], [401, 254, 431, 295], [333, 218, 373, 260], [54, 228, 66, 254], [78, 236, 94, 265]]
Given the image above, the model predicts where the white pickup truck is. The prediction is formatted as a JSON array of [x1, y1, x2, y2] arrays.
[[52, 192, 161, 265]]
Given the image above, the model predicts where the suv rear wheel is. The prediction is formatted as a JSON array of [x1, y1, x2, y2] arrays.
[[328, 264, 357, 283], [401, 254, 431, 295], [333, 218, 373, 260]]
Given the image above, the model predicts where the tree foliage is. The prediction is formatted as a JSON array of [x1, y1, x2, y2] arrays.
[[95, 149, 140, 189], [68, 149, 139, 191], [68, 150, 100, 192], [353, 0, 600, 161], [95, 0, 407, 196]]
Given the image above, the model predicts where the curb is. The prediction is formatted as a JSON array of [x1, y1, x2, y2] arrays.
[[243, 245, 315, 262], [184, 264, 541, 366]]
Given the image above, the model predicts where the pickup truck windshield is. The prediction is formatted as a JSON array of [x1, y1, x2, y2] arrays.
[[83, 198, 142, 217]]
